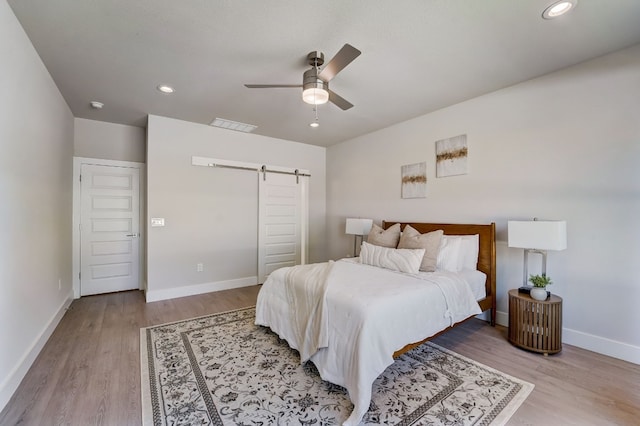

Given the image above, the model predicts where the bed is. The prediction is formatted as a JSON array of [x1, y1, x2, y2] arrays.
[[255, 221, 496, 426]]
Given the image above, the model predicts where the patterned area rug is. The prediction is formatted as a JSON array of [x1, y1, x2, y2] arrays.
[[141, 307, 533, 426]]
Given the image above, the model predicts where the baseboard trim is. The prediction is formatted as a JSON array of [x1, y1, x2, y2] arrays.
[[144, 276, 258, 303], [496, 310, 508, 327], [0, 293, 73, 412], [495, 309, 638, 365], [563, 327, 640, 365]]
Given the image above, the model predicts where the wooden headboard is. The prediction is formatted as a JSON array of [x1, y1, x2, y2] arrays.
[[382, 221, 496, 326]]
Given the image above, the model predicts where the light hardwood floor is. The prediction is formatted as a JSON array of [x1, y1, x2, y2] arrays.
[[1, 287, 638, 425]]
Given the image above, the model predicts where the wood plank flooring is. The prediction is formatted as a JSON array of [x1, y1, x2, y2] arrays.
[[1, 287, 639, 425]]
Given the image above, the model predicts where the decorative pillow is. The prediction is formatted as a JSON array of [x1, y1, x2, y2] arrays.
[[360, 241, 424, 274], [436, 236, 463, 272], [435, 234, 480, 271], [456, 234, 480, 270], [397, 225, 444, 272], [367, 223, 401, 248]]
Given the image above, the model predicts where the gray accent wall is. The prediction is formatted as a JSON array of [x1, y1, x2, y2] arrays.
[[146, 115, 326, 299], [326, 44, 640, 364], [0, 0, 74, 410]]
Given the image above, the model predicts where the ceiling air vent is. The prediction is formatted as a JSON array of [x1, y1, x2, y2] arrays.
[[210, 117, 257, 133]]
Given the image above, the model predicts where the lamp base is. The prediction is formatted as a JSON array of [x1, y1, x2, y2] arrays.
[[518, 286, 550, 297]]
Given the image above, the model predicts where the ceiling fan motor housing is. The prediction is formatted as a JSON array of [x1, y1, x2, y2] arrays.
[[304, 51, 328, 93], [303, 67, 328, 90]]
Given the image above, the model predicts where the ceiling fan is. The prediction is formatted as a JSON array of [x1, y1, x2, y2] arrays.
[[245, 43, 361, 110]]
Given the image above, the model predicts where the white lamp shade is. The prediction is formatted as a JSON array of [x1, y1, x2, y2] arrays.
[[345, 218, 373, 236], [508, 220, 567, 250]]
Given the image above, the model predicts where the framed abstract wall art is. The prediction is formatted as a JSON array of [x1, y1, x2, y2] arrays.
[[436, 134, 468, 177], [401, 162, 427, 198]]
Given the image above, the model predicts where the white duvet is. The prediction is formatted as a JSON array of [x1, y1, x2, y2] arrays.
[[255, 259, 482, 426]]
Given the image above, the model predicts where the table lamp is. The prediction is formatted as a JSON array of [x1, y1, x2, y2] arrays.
[[345, 218, 373, 257], [508, 219, 567, 293]]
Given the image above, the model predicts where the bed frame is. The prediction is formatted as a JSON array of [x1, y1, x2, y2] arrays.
[[382, 221, 496, 357]]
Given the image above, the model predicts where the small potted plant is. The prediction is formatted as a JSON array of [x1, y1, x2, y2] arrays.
[[529, 274, 552, 301]]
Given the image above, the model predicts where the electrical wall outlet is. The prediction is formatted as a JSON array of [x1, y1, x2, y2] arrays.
[[196, 263, 203, 272]]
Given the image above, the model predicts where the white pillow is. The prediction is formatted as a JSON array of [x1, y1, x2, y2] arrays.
[[436, 236, 463, 272], [457, 234, 480, 270], [436, 235, 480, 272], [360, 241, 424, 274]]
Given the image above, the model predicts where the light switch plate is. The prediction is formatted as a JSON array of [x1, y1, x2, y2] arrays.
[[151, 218, 165, 227]]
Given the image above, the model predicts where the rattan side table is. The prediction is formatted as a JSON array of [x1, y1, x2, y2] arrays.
[[508, 289, 562, 355]]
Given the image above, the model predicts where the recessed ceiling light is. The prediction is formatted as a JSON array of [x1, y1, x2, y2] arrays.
[[90, 101, 104, 109], [309, 121, 319, 128], [157, 85, 175, 94], [542, 0, 577, 19]]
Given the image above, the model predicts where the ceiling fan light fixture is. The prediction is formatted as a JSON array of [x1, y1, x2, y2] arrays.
[[302, 67, 329, 105], [302, 87, 329, 105]]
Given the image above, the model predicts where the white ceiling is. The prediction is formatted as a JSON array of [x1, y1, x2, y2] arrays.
[[8, 0, 640, 147]]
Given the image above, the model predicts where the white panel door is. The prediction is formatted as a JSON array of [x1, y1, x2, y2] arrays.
[[80, 164, 140, 296], [258, 173, 308, 283]]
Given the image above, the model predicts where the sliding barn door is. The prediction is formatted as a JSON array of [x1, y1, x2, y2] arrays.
[[258, 173, 308, 283]]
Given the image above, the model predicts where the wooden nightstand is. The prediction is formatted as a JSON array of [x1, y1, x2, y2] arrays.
[[508, 289, 562, 355]]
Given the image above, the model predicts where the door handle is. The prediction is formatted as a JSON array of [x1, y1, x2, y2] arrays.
[[126, 233, 139, 238]]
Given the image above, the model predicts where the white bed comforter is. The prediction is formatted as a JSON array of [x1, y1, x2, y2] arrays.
[[255, 259, 482, 426]]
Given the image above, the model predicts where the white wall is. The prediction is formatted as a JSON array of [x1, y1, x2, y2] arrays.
[[146, 115, 326, 301], [74, 118, 146, 163], [0, 0, 74, 411], [326, 44, 640, 364]]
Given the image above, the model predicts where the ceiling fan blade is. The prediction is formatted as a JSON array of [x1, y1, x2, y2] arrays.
[[318, 44, 361, 82], [329, 90, 354, 110], [245, 84, 302, 88]]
